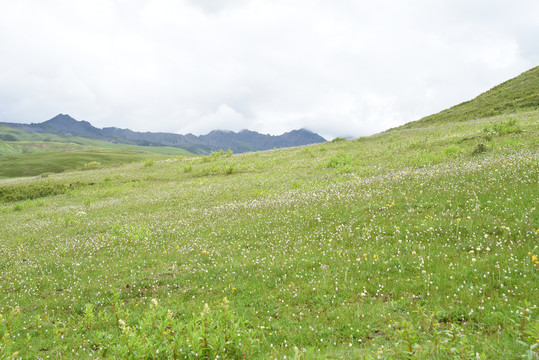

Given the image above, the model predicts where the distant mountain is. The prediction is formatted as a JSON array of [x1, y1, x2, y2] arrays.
[[0, 115, 326, 154]]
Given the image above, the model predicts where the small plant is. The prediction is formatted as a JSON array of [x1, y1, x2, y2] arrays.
[[143, 159, 156, 167], [95, 297, 260, 359], [332, 137, 346, 142], [12, 203, 23, 212], [81, 161, 102, 171], [511, 302, 539, 359], [471, 143, 487, 155], [183, 164, 193, 173], [1, 307, 21, 358], [224, 165, 235, 175], [83, 304, 95, 330]]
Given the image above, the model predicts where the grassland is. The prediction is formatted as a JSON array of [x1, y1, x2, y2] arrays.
[[0, 125, 192, 179], [0, 108, 537, 359]]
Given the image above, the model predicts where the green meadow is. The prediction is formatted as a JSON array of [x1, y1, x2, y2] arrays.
[[0, 108, 537, 359], [1, 67, 539, 359]]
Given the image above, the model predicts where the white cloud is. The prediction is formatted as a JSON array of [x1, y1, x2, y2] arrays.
[[0, 0, 537, 139]]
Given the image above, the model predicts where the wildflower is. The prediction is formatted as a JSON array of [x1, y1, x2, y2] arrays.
[[151, 298, 159, 308], [201, 303, 210, 318], [119, 319, 127, 332], [12, 306, 21, 315]]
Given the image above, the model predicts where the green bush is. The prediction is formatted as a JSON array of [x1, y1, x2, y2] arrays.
[[144, 159, 156, 167], [224, 165, 235, 175]]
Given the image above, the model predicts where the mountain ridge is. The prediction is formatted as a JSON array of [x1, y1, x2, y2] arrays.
[[0, 115, 326, 154]]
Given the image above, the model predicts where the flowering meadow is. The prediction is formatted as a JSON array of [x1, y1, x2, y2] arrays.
[[0, 111, 538, 359]]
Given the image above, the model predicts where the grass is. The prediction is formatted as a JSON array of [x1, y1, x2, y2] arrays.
[[0, 151, 190, 179], [0, 108, 537, 359]]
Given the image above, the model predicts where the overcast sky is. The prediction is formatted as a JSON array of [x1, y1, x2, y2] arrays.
[[0, 0, 537, 139]]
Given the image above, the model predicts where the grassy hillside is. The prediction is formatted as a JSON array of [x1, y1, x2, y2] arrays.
[[404, 66, 539, 128], [0, 108, 537, 358]]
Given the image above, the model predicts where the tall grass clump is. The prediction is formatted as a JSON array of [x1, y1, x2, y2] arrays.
[[94, 297, 260, 359]]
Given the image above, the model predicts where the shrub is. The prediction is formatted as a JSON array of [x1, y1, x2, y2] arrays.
[[471, 143, 487, 155], [12, 203, 23, 212], [224, 165, 235, 175], [143, 159, 156, 167]]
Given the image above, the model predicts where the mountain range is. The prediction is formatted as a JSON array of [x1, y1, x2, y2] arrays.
[[0, 115, 326, 154]]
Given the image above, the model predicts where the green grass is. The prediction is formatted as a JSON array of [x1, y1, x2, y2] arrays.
[[403, 66, 539, 128], [0, 109, 537, 359], [0, 151, 189, 179]]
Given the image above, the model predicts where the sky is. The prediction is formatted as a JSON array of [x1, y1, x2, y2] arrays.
[[0, 0, 537, 140]]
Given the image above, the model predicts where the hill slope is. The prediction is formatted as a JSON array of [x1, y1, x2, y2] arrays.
[[404, 65, 539, 127]]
